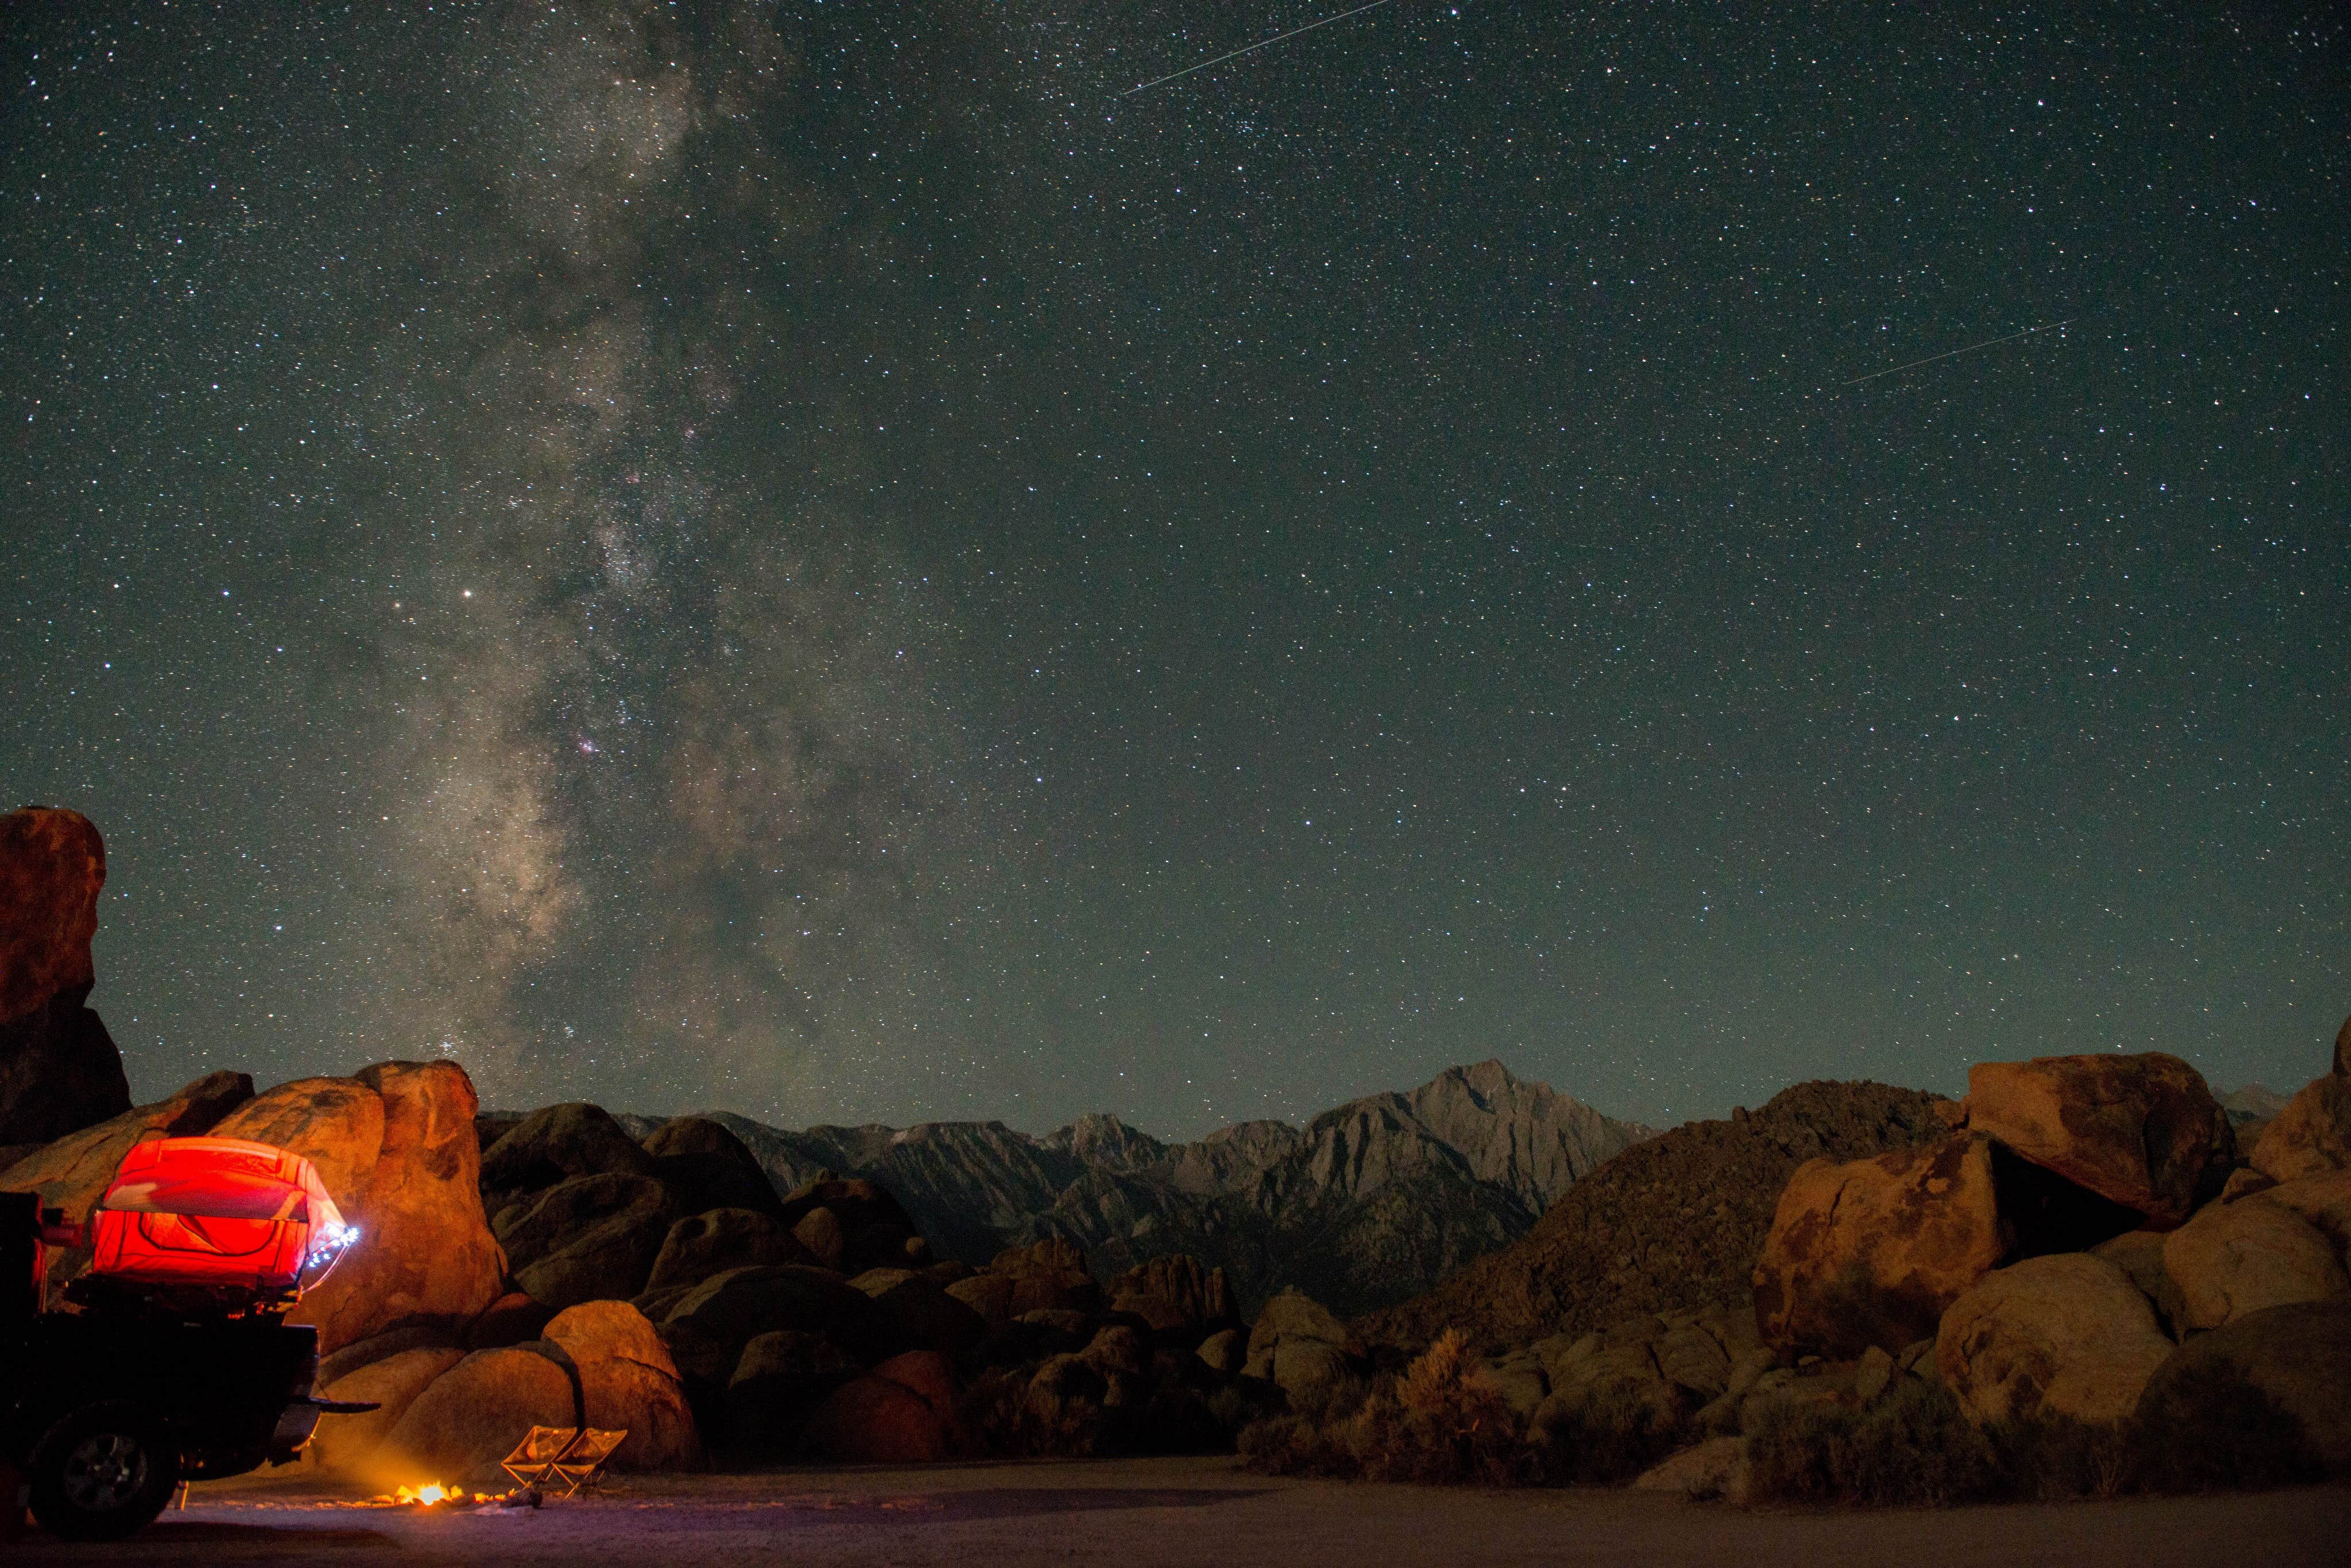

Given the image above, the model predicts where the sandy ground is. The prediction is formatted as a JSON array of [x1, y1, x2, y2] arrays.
[[11, 1457, 2349, 1567]]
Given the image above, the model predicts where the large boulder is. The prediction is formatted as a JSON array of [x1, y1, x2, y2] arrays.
[[1752, 1134, 2012, 1357], [495, 1172, 680, 1310], [800, 1349, 963, 1463], [1532, 1321, 1692, 1437], [1964, 1053, 2226, 1226], [209, 1078, 387, 1215], [792, 1205, 847, 1270], [1935, 1253, 2175, 1425], [988, 1236, 1103, 1317], [0, 808, 129, 1147], [317, 1324, 460, 1390], [542, 1301, 703, 1471], [778, 1178, 927, 1275], [1242, 1288, 1356, 1399], [284, 1062, 505, 1353], [2251, 1031, 2351, 1182], [725, 1329, 860, 1449], [0, 1069, 253, 1284], [465, 1291, 557, 1351], [645, 1208, 813, 1294], [378, 1344, 582, 1482], [2260, 1170, 2351, 1259], [480, 1103, 657, 1204], [2163, 1188, 2349, 1331], [2135, 1299, 2351, 1475], [1107, 1253, 1239, 1341], [642, 1118, 785, 1221], [656, 1264, 897, 1382], [850, 1268, 986, 1360], [307, 1346, 466, 1477], [946, 1271, 1015, 1328], [1632, 1436, 1749, 1501], [2089, 1228, 2189, 1334]]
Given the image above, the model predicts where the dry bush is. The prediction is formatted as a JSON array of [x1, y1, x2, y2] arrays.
[[1744, 1363, 2320, 1508], [1744, 1381, 2003, 1507], [1530, 1380, 1688, 1484], [1240, 1330, 1543, 1485]]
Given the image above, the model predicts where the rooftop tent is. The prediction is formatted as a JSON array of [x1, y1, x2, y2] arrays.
[[88, 1136, 354, 1299]]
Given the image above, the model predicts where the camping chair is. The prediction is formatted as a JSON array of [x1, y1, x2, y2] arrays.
[[498, 1425, 629, 1499]]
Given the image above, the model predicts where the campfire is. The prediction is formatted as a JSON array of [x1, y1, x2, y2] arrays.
[[355, 1481, 539, 1510]]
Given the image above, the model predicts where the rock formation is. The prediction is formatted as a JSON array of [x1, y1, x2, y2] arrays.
[[636, 1059, 1652, 1317], [1934, 1253, 2175, 1424], [1963, 1052, 2229, 1225], [1752, 1134, 2011, 1357], [1357, 1080, 1947, 1351], [0, 1070, 254, 1284], [2248, 1016, 2351, 1182], [207, 1062, 505, 1353], [0, 808, 130, 1149]]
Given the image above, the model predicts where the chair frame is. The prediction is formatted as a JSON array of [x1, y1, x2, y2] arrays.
[[498, 1425, 629, 1498]]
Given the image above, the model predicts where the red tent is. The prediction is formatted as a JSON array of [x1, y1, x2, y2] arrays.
[[88, 1137, 353, 1299]]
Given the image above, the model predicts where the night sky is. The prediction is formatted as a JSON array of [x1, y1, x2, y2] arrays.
[[4, 2, 2345, 1136]]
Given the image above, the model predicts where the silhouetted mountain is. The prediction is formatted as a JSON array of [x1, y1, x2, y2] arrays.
[[609, 1060, 1655, 1318]]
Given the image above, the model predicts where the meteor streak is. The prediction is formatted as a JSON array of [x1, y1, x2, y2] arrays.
[[1837, 319, 2074, 389], [1122, 0, 1393, 97]]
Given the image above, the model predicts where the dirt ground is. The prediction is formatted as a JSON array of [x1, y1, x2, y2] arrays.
[[13, 1456, 2349, 1567]]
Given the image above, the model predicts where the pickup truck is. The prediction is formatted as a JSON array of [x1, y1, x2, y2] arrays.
[[3, 1138, 370, 1540]]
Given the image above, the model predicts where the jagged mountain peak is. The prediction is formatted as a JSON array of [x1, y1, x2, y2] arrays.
[[609, 1059, 1655, 1318], [1044, 1112, 1168, 1171]]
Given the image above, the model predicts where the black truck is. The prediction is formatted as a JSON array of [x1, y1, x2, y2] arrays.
[[3, 1167, 358, 1540]]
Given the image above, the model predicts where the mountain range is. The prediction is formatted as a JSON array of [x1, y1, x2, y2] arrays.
[[607, 1059, 1656, 1318]]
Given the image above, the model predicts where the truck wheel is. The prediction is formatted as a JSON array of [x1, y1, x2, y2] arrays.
[[27, 1402, 179, 1542]]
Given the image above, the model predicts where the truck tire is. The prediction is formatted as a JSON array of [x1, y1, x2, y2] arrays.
[[26, 1402, 179, 1542]]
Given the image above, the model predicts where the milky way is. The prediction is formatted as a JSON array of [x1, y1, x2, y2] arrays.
[[5, 2, 2346, 1132]]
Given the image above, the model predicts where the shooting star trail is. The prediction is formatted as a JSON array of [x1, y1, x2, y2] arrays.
[[1837, 320, 2074, 389], [1122, 0, 1392, 97]]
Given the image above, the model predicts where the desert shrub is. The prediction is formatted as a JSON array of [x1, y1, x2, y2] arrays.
[[1744, 1361, 2319, 1508], [1745, 1381, 2003, 1507], [1531, 1381, 1688, 1485], [1239, 1329, 1544, 1486], [957, 1365, 1043, 1456], [1992, 1413, 2137, 1503]]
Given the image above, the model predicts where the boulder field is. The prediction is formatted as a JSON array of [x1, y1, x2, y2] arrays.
[[1342, 1027, 2351, 1501]]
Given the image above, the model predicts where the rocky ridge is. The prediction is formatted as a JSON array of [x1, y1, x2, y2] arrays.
[[1357, 1078, 1949, 1352], [510, 1058, 1655, 1319]]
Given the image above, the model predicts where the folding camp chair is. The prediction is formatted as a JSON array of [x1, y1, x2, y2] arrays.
[[497, 1425, 629, 1499]]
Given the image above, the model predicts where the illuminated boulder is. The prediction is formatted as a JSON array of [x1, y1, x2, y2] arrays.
[[495, 1172, 680, 1310], [0, 1070, 254, 1286], [1965, 1053, 2230, 1226], [378, 1345, 579, 1482], [2250, 1019, 2351, 1182], [479, 1102, 657, 1211], [801, 1350, 963, 1463], [207, 1061, 505, 1353], [1752, 1134, 2011, 1358], [0, 807, 130, 1148], [2163, 1188, 2349, 1331], [1935, 1253, 2175, 1425], [543, 1300, 703, 1472], [308, 1346, 465, 1476]]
